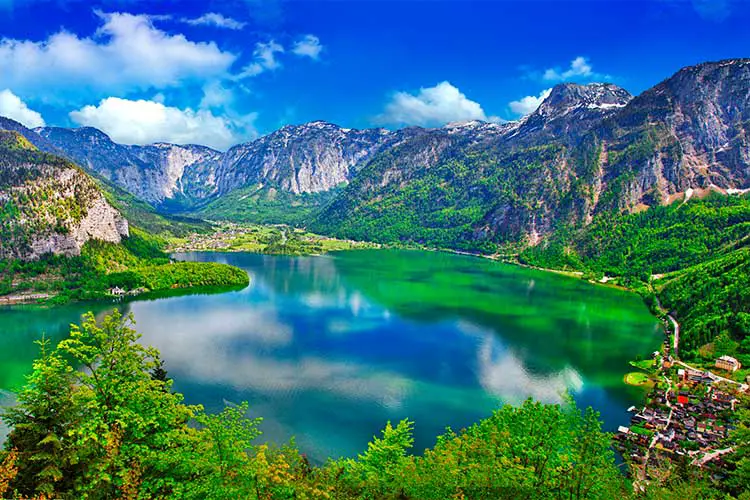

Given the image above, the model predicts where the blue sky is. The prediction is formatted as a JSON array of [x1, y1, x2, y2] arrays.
[[0, 0, 747, 149]]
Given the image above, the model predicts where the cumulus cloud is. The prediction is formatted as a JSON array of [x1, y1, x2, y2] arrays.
[[509, 88, 552, 117], [0, 89, 45, 127], [183, 12, 247, 30], [377, 81, 495, 127], [0, 11, 236, 102], [542, 56, 596, 81], [292, 34, 323, 60], [69, 97, 257, 150], [237, 40, 284, 78], [199, 81, 235, 109]]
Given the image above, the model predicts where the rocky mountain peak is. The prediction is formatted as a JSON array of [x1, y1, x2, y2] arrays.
[[535, 83, 632, 120]]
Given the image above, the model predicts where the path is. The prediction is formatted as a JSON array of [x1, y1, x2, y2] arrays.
[[649, 282, 680, 358], [692, 447, 734, 467], [675, 360, 746, 388], [668, 314, 679, 358]]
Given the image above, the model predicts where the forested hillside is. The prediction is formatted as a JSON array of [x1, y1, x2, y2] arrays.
[[0, 130, 128, 260], [520, 194, 750, 363], [0, 127, 247, 303]]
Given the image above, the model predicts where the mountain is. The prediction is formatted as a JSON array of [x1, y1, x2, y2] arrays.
[[34, 121, 402, 212], [0, 117, 62, 154], [586, 58, 750, 212], [313, 59, 750, 249], [0, 129, 128, 260], [215, 121, 396, 195], [7, 58, 749, 251], [36, 127, 223, 209], [513, 83, 632, 146]]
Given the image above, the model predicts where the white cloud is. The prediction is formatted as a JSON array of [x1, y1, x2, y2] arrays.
[[69, 97, 257, 150], [378, 81, 494, 127], [509, 88, 552, 117], [0, 89, 45, 127], [0, 11, 236, 102], [543, 56, 596, 82], [183, 13, 247, 30], [199, 81, 235, 109], [237, 40, 284, 78], [292, 34, 322, 60]]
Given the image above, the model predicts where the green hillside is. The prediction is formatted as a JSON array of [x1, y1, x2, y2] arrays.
[[0, 130, 248, 304], [519, 193, 750, 363]]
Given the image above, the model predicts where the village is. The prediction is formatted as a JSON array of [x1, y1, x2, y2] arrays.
[[616, 348, 748, 480]]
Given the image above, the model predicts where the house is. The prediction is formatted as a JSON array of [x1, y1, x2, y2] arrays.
[[715, 355, 741, 372], [110, 286, 125, 296]]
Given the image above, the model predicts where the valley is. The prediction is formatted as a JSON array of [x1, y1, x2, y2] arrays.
[[166, 222, 376, 255], [0, 57, 748, 498]]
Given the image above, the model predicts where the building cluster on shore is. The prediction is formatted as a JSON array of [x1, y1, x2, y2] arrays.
[[616, 360, 746, 478]]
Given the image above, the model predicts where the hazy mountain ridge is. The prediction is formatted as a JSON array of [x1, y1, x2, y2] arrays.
[[36, 127, 224, 208]]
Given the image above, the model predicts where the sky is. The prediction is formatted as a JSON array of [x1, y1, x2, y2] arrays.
[[0, 0, 748, 150]]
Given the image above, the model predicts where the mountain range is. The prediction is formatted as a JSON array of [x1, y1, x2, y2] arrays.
[[2, 58, 749, 254]]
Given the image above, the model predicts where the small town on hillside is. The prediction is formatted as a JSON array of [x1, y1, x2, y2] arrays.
[[616, 343, 748, 482]]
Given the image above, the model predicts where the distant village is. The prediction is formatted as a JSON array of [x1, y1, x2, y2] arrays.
[[616, 349, 747, 481]]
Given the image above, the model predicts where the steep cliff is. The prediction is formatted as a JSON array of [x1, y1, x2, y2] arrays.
[[215, 121, 395, 195], [36, 127, 223, 208], [314, 59, 750, 249], [0, 130, 128, 260]]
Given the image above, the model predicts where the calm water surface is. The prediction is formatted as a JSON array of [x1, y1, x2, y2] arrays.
[[0, 250, 662, 462]]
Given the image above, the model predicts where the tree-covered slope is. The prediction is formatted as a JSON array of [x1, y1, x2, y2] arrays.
[[0, 125, 247, 303], [196, 183, 339, 226], [0, 130, 129, 260], [657, 248, 749, 357], [519, 194, 750, 362], [314, 60, 750, 250]]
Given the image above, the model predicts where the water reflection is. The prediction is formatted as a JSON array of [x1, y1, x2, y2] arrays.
[[0, 250, 661, 463]]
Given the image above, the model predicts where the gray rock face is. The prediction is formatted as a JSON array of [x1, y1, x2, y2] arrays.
[[600, 59, 750, 201], [0, 129, 129, 260], [35, 127, 223, 207], [512, 83, 633, 147], [34, 121, 401, 208], [314, 59, 750, 247], [216, 121, 396, 195], [28, 194, 129, 259]]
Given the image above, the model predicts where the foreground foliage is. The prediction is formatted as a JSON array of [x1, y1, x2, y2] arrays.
[[1, 312, 746, 499]]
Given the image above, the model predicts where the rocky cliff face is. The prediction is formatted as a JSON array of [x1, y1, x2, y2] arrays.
[[514, 83, 632, 146], [36, 127, 223, 208], [590, 59, 750, 214], [216, 121, 395, 195], [315, 59, 750, 248], [0, 129, 128, 260], [35, 121, 400, 208]]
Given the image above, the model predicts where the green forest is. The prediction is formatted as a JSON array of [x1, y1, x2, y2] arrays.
[[519, 194, 750, 364], [0, 229, 249, 304], [1, 311, 747, 499]]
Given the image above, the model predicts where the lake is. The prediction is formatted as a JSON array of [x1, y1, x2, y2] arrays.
[[0, 250, 662, 463]]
